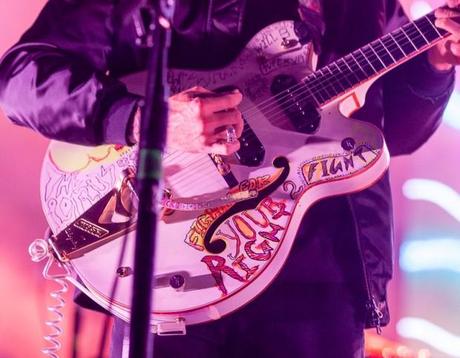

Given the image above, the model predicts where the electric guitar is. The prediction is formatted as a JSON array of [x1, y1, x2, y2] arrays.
[[38, 12, 448, 334]]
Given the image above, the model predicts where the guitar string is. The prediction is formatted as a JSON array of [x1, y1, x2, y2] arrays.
[[161, 17, 435, 171], [167, 14, 438, 147], [234, 20, 420, 118], [240, 14, 440, 120], [165, 160, 226, 191], [203, 22, 432, 152], [161, 16, 442, 190], [163, 20, 443, 192], [239, 16, 440, 126], [233, 17, 440, 141], [164, 153, 213, 177], [65, 15, 438, 330], [168, 16, 437, 151], [159, 15, 434, 164], [162, 16, 441, 191]]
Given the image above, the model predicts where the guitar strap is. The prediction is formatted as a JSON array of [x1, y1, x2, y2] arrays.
[[297, 0, 325, 54], [299, 0, 321, 14]]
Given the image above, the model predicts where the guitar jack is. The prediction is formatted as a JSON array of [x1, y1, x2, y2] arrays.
[[29, 229, 71, 358]]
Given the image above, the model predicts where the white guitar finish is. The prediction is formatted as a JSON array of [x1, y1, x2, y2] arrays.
[[40, 21, 390, 331]]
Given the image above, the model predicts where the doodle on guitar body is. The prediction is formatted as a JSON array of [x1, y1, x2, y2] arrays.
[[186, 193, 294, 296], [203, 157, 290, 254], [283, 180, 305, 200], [42, 145, 137, 233], [36, 19, 397, 328], [164, 23, 315, 171]]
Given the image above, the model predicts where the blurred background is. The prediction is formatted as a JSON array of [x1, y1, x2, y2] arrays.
[[0, 0, 459, 357]]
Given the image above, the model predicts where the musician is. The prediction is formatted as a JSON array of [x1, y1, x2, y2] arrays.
[[0, 0, 459, 357]]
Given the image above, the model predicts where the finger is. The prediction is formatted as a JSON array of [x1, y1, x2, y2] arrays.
[[435, 7, 460, 19], [194, 90, 243, 116], [234, 118, 244, 138], [207, 141, 240, 156], [203, 109, 244, 136], [434, 40, 460, 65], [171, 86, 213, 103], [446, 0, 460, 9], [435, 18, 460, 40], [209, 128, 239, 143], [449, 41, 460, 58], [185, 86, 213, 96], [178, 86, 213, 102]]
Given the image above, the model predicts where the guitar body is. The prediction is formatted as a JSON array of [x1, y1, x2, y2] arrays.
[[40, 21, 389, 332]]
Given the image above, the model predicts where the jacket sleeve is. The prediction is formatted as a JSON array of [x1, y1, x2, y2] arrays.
[[382, 0, 456, 156], [0, 0, 140, 145]]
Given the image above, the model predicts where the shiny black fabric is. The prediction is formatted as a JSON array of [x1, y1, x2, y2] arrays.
[[0, 0, 455, 331]]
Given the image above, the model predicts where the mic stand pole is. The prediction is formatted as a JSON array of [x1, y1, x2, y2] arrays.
[[129, 1, 175, 357]]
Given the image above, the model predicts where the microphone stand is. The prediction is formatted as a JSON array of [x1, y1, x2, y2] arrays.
[[129, 1, 175, 357]]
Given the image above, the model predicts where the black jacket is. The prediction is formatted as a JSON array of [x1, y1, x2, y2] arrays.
[[0, 0, 455, 329]]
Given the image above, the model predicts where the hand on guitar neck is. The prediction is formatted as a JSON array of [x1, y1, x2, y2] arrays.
[[128, 86, 244, 155], [429, 1, 460, 71]]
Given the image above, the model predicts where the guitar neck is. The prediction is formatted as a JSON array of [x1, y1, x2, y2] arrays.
[[303, 10, 449, 106]]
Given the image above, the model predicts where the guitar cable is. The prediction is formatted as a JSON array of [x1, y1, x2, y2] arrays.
[[28, 170, 140, 358], [29, 228, 70, 358], [97, 171, 137, 358]]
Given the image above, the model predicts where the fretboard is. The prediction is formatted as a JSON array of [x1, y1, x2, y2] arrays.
[[302, 11, 449, 106]]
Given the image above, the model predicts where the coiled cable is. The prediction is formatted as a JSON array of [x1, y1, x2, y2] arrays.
[[29, 235, 70, 358]]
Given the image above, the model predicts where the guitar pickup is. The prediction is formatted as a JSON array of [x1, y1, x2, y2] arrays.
[[235, 117, 265, 166]]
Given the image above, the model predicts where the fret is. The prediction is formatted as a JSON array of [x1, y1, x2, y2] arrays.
[[365, 44, 386, 69], [384, 34, 406, 60], [370, 39, 394, 67], [359, 48, 378, 73], [299, 8, 449, 107], [302, 76, 322, 106], [388, 32, 407, 58], [389, 31, 412, 57], [378, 36, 396, 66], [336, 58, 360, 84], [425, 13, 449, 39], [314, 70, 335, 101], [400, 27, 417, 52], [415, 17, 439, 42], [330, 62, 352, 88], [412, 20, 429, 44], [346, 53, 368, 79], [324, 66, 346, 93], [306, 73, 328, 104], [401, 25, 424, 49], [350, 51, 374, 77], [317, 68, 341, 98], [338, 57, 353, 75], [424, 15, 443, 37]]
